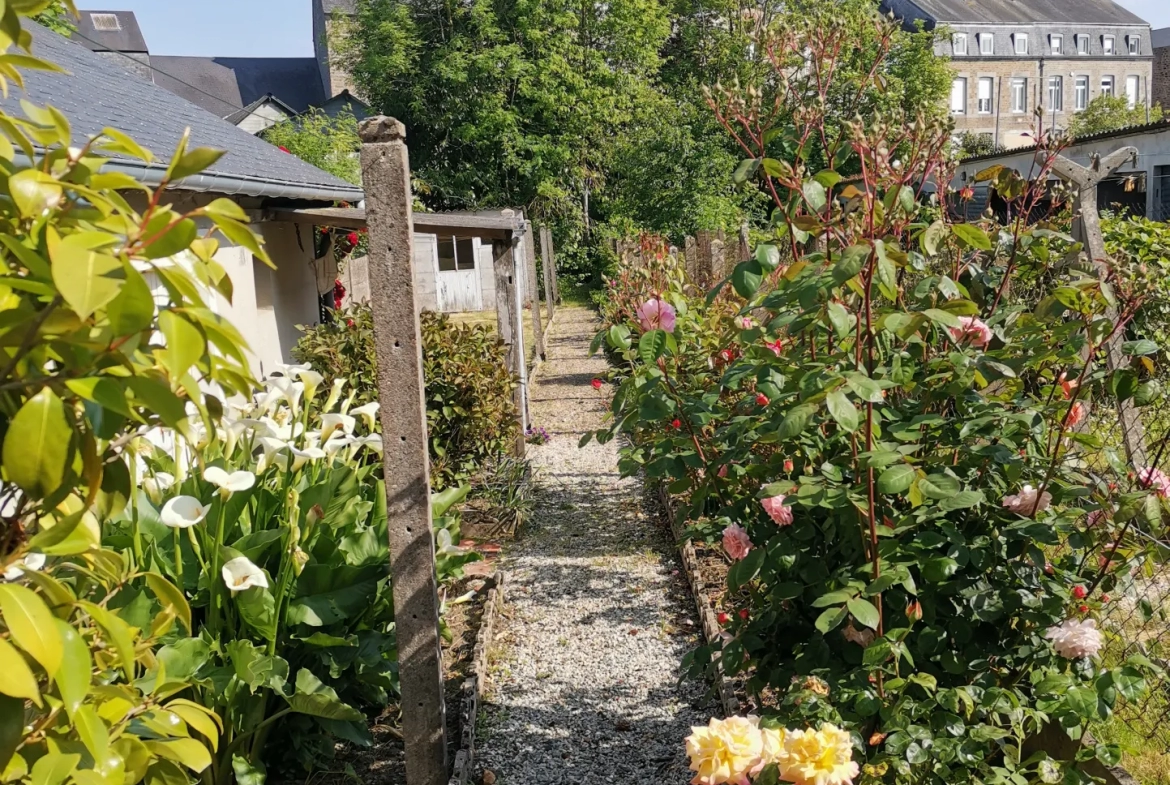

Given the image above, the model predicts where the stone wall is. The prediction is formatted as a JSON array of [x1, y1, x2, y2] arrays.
[[312, 0, 359, 99], [1156, 45, 1170, 110]]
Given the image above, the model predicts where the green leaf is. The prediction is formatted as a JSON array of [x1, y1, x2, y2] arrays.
[[918, 474, 960, 499], [754, 244, 781, 272], [231, 756, 266, 785], [166, 147, 226, 183], [0, 637, 41, 706], [141, 219, 197, 260], [78, 601, 137, 680], [1111, 666, 1146, 701], [204, 198, 248, 221], [9, 170, 63, 218], [922, 221, 948, 256], [877, 465, 915, 495], [30, 753, 79, 785], [826, 301, 852, 337], [732, 260, 764, 299], [803, 180, 827, 212], [1122, 339, 1158, 356], [922, 557, 959, 582], [145, 573, 192, 635], [2, 387, 71, 499], [144, 739, 212, 774], [73, 706, 110, 762], [777, 403, 817, 438], [0, 584, 63, 677], [848, 597, 880, 630], [826, 390, 859, 432], [208, 215, 270, 266], [158, 312, 206, 380], [638, 330, 668, 364], [106, 264, 156, 335], [833, 245, 870, 284], [951, 224, 992, 251], [939, 490, 985, 510], [1094, 743, 1122, 767], [53, 619, 91, 720], [814, 606, 848, 634], [235, 586, 277, 641], [285, 668, 364, 721], [0, 696, 22, 774], [844, 373, 884, 403], [1065, 686, 1100, 720], [226, 640, 288, 693], [48, 229, 125, 319]]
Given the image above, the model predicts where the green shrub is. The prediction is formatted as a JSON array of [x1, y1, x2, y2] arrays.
[[293, 306, 519, 488]]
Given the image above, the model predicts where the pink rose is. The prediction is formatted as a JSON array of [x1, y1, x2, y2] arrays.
[[722, 524, 753, 560], [765, 339, 784, 357], [948, 316, 992, 348], [1066, 400, 1086, 429], [1002, 485, 1051, 515], [636, 297, 676, 333], [1139, 466, 1170, 498], [761, 495, 793, 526]]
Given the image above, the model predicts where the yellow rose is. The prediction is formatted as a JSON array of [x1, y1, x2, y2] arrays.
[[776, 723, 860, 785], [751, 726, 787, 776], [685, 716, 764, 785]]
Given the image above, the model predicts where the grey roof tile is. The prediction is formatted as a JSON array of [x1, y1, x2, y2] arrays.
[[150, 56, 327, 117], [3, 23, 363, 201], [72, 9, 147, 53], [899, 0, 1149, 25], [1154, 27, 1170, 48]]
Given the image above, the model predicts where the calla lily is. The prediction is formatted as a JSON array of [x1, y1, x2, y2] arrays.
[[203, 467, 256, 498], [339, 391, 356, 415], [272, 363, 311, 377], [323, 378, 347, 413], [289, 445, 326, 471], [4, 552, 46, 582], [321, 413, 356, 443], [143, 472, 175, 505], [350, 401, 380, 431], [356, 434, 383, 456], [322, 434, 354, 458], [222, 556, 269, 593], [294, 368, 325, 401], [161, 496, 210, 528], [221, 419, 252, 458], [266, 376, 305, 418]]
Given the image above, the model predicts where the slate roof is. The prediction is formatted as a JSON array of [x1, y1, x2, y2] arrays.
[[5, 23, 363, 202], [150, 56, 327, 118], [898, 0, 1148, 26], [224, 94, 298, 126], [73, 9, 147, 53], [1154, 27, 1170, 49]]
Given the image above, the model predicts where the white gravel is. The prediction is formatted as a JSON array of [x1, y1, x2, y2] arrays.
[[475, 307, 714, 784]]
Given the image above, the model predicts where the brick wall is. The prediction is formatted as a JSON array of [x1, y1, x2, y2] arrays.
[[1156, 46, 1170, 109]]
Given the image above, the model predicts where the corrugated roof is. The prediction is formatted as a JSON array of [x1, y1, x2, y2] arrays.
[[150, 56, 327, 118], [5, 23, 363, 202], [73, 9, 147, 54], [901, 0, 1148, 26], [958, 118, 1170, 164]]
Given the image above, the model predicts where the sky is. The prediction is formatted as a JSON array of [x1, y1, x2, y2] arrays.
[[76, 0, 1170, 60]]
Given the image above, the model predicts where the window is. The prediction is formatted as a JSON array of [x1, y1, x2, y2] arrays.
[[1077, 34, 1090, 54], [953, 33, 968, 55], [1129, 35, 1141, 55], [1101, 75, 1115, 96], [980, 33, 994, 55], [90, 13, 121, 31], [951, 77, 968, 114], [1075, 76, 1089, 110], [1126, 75, 1140, 107], [1047, 76, 1063, 111], [1011, 77, 1028, 112], [1014, 33, 1028, 55], [1103, 35, 1115, 55], [977, 77, 993, 113], [1050, 34, 1062, 55], [437, 236, 476, 272]]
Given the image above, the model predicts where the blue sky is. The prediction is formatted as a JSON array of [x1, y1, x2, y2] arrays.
[[75, 0, 1170, 59]]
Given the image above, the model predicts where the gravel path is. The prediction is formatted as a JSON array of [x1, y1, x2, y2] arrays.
[[476, 307, 713, 784]]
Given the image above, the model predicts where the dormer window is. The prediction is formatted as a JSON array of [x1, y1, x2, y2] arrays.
[[979, 33, 994, 55], [953, 33, 968, 55], [1014, 33, 1029, 55], [1077, 34, 1090, 54], [1050, 34, 1062, 54], [1103, 35, 1115, 55], [1128, 35, 1141, 55]]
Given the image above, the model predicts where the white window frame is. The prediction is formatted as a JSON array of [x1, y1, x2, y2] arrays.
[[1101, 75, 1115, 96], [1103, 35, 1115, 55], [1129, 36, 1141, 55], [1011, 78, 1027, 113], [1047, 76, 1063, 112], [980, 33, 994, 55], [1074, 76, 1089, 110], [1014, 33, 1028, 55], [977, 77, 993, 114], [951, 77, 968, 114], [953, 33, 968, 55], [1126, 75, 1140, 108], [1077, 34, 1090, 55], [1050, 34, 1062, 55]]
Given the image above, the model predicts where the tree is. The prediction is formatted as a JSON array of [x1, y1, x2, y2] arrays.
[[954, 131, 1000, 159], [1068, 93, 1163, 139], [261, 109, 361, 185], [32, 0, 75, 34]]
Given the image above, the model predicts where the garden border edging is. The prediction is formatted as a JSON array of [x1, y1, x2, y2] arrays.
[[655, 483, 740, 717], [448, 570, 506, 785]]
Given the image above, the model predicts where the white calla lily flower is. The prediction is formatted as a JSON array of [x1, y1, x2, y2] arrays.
[[294, 368, 325, 401], [222, 556, 269, 593], [143, 472, 175, 504], [320, 413, 356, 443], [289, 445, 327, 472], [161, 496, 210, 528], [322, 434, 354, 458], [357, 434, 383, 457], [339, 391, 356, 415], [4, 552, 46, 582], [323, 378, 347, 413], [203, 467, 256, 498], [350, 401, 380, 432]]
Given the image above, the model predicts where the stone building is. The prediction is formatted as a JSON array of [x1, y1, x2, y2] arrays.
[[313, 0, 359, 100], [883, 0, 1154, 149], [1155, 28, 1170, 111]]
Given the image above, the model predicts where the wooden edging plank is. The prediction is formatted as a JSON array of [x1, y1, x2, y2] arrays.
[[448, 572, 507, 785]]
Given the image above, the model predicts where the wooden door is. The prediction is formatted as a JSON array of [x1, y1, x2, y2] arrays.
[[435, 235, 482, 312]]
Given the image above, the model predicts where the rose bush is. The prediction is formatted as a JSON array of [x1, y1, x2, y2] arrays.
[[588, 8, 1167, 784]]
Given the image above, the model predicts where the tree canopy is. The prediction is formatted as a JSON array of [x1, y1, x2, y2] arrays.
[[1067, 94, 1163, 139]]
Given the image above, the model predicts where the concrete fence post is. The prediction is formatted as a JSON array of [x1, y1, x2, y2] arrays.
[[492, 233, 528, 455], [357, 116, 448, 785], [541, 225, 561, 304], [684, 235, 698, 283], [524, 221, 546, 361], [539, 225, 556, 321]]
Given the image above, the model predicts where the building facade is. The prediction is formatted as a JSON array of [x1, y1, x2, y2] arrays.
[[1155, 28, 1170, 111], [883, 0, 1153, 149]]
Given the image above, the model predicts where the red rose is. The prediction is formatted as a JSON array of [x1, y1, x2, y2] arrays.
[[591, 378, 603, 390], [738, 609, 749, 620], [1044, 563, 1054, 575], [905, 600, 923, 622], [670, 418, 681, 430], [347, 231, 360, 246], [1101, 594, 1110, 603], [717, 612, 729, 625], [278, 145, 290, 153], [783, 459, 794, 473], [1078, 604, 1089, 613], [346, 319, 355, 328], [1072, 585, 1087, 599], [756, 393, 769, 406]]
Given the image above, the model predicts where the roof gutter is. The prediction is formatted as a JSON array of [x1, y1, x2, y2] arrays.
[[14, 151, 366, 203]]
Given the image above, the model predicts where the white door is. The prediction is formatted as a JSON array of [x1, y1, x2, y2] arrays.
[[435, 235, 482, 312]]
